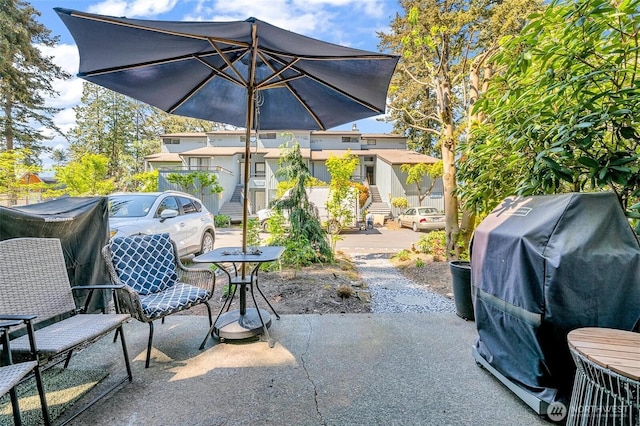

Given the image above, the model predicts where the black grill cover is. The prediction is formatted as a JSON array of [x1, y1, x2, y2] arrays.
[[0, 197, 110, 310], [471, 192, 640, 405]]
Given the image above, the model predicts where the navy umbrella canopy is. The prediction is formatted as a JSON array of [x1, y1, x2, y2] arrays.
[[55, 7, 399, 250]]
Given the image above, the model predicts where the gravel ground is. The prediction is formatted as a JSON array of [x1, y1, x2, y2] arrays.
[[351, 253, 456, 314]]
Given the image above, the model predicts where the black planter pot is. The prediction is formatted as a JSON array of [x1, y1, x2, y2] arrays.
[[449, 261, 474, 321]]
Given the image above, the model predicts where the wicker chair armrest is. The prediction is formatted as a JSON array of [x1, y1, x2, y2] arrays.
[[0, 315, 38, 357], [110, 285, 149, 321], [0, 320, 23, 329], [71, 285, 127, 314], [0, 314, 37, 322], [71, 284, 126, 291], [176, 267, 216, 293], [179, 264, 215, 273]]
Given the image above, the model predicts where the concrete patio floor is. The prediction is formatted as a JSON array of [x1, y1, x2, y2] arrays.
[[56, 312, 550, 425]]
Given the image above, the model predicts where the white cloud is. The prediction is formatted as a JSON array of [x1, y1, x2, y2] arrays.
[[87, 0, 178, 18], [36, 43, 83, 109], [52, 108, 77, 134], [36, 43, 78, 75]]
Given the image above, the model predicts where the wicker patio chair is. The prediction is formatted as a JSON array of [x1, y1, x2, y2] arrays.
[[1, 319, 50, 426], [102, 233, 216, 368], [0, 237, 132, 423]]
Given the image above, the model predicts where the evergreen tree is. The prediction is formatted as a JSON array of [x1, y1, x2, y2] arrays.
[[0, 0, 70, 164], [273, 135, 333, 263], [70, 82, 161, 183]]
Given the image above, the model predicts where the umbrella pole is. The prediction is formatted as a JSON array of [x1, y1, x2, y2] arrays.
[[242, 93, 253, 256], [241, 89, 254, 280], [242, 23, 259, 279]]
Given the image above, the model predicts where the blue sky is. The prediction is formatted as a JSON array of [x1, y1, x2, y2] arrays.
[[29, 0, 403, 170]]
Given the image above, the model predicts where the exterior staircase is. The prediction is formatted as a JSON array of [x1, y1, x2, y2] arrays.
[[218, 185, 245, 223], [366, 185, 392, 220]]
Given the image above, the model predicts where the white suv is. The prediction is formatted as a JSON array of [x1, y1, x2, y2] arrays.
[[108, 191, 215, 257]]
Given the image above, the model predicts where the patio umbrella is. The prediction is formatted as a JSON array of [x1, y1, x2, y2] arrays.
[[55, 8, 399, 254]]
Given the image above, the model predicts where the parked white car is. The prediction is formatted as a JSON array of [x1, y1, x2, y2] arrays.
[[397, 207, 446, 232], [108, 191, 215, 257]]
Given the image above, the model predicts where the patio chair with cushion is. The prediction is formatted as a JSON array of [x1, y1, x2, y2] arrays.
[[102, 233, 216, 368], [0, 237, 132, 424], [0, 319, 50, 426]]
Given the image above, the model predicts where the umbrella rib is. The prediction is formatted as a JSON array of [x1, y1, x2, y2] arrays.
[[208, 39, 248, 87], [80, 48, 244, 77], [252, 54, 324, 128], [254, 54, 299, 88], [167, 73, 216, 114], [261, 54, 385, 115], [193, 56, 245, 87]]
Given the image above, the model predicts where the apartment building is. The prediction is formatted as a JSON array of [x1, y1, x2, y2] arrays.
[[145, 128, 444, 220]]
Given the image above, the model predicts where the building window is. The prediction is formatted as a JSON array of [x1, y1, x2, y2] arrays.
[[364, 156, 374, 162], [188, 157, 209, 170], [162, 138, 180, 144], [254, 162, 265, 177], [365, 139, 376, 145], [259, 132, 277, 139], [342, 136, 359, 143]]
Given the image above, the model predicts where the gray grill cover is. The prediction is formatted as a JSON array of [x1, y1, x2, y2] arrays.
[[471, 192, 640, 404], [0, 197, 110, 310]]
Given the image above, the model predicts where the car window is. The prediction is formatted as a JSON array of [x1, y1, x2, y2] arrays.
[[418, 208, 437, 215], [156, 196, 179, 217], [108, 195, 155, 218], [406, 209, 415, 215], [178, 196, 199, 214]]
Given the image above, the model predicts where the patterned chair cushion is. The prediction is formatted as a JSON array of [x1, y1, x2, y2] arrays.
[[138, 283, 210, 319], [109, 234, 178, 295]]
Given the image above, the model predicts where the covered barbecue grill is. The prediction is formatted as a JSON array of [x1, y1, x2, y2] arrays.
[[470, 192, 640, 414]]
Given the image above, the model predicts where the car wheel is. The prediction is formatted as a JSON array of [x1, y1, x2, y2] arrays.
[[412, 222, 419, 232], [199, 230, 215, 254], [262, 221, 270, 233]]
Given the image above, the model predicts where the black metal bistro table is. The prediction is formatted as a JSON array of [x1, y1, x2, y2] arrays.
[[193, 246, 284, 348]]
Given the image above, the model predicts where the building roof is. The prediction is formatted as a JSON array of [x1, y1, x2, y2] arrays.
[[179, 146, 244, 157], [307, 149, 437, 165], [173, 146, 312, 159], [146, 153, 182, 162], [367, 150, 439, 165], [262, 148, 311, 159], [161, 133, 208, 138], [360, 134, 406, 139]]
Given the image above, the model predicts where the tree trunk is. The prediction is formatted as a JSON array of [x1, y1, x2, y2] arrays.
[[457, 63, 493, 255], [438, 79, 460, 260], [3, 99, 13, 151]]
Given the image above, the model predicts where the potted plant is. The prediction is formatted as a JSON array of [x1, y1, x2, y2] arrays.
[[449, 257, 474, 321]]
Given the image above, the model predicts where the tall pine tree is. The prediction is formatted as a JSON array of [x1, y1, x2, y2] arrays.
[[0, 0, 70, 165]]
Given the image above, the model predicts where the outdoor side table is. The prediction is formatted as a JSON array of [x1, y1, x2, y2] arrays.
[[566, 327, 640, 425], [193, 246, 284, 348]]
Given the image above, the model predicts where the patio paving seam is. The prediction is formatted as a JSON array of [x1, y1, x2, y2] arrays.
[[299, 315, 326, 425]]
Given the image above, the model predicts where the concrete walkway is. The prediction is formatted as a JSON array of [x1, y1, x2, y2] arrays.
[[59, 313, 550, 425]]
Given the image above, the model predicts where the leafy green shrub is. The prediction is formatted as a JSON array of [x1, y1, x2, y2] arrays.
[[416, 231, 447, 259], [214, 214, 231, 228], [455, 235, 470, 261], [244, 218, 261, 248], [415, 258, 425, 267], [391, 249, 412, 262], [391, 197, 408, 209], [262, 236, 324, 276]]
